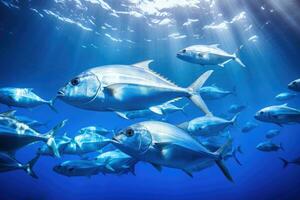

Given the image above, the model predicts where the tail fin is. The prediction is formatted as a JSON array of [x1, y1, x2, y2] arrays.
[[279, 157, 289, 168], [47, 99, 58, 113], [233, 53, 246, 67], [213, 139, 234, 182], [179, 103, 189, 116], [236, 145, 243, 154], [230, 113, 239, 125], [232, 148, 242, 166], [23, 154, 40, 179], [44, 119, 68, 158], [187, 70, 213, 116]]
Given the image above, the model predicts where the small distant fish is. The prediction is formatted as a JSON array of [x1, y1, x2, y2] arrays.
[[71, 132, 112, 154], [112, 121, 234, 181], [279, 156, 300, 168], [14, 115, 47, 128], [265, 129, 280, 139], [0, 110, 66, 157], [53, 159, 104, 177], [0, 152, 39, 178], [37, 133, 72, 157], [176, 44, 245, 67], [116, 102, 188, 120], [95, 149, 138, 175], [228, 104, 246, 114], [53, 150, 137, 177], [57, 60, 213, 116], [78, 126, 113, 135], [200, 132, 243, 166], [256, 141, 283, 152], [288, 79, 300, 92], [255, 104, 300, 126], [200, 85, 236, 100], [0, 87, 56, 112], [241, 122, 258, 133], [178, 114, 239, 137], [275, 92, 296, 101]]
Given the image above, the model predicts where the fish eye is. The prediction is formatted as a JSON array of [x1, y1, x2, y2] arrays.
[[293, 81, 297, 85], [182, 49, 186, 53], [71, 78, 80, 86], [125, 128, 134, 137], [260, 111, 264, 115], [68, 167, 75, 172]]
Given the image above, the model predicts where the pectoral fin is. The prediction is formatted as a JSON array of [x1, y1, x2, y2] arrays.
[[150, 163, 162, 172], [149, 106, 163, 115], [182, 169, 193, 178]]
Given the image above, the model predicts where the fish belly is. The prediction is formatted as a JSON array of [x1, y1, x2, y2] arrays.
[[104, 84, 187, 111]]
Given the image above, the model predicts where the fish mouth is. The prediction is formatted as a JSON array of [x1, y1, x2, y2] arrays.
[[57, 90, 65, 97], [111, 137, 120, 144]]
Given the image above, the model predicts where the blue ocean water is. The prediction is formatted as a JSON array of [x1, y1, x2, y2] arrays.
[[0, 0, 300, 199]]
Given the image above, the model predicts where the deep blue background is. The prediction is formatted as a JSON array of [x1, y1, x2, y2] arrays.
[[0, 0, 300, 199]]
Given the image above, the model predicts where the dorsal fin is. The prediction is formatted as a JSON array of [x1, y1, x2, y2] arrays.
[[0, 110, 16, 117], [25, 88, 34, 92], [132, 60, 153, 70], [281, 103, 288, 107]]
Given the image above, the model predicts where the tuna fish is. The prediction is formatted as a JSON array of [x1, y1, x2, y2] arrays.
[[37, 133, 72, 156], [53, 159, 105, 177], [241, 121, 258, 133], [265, 129, 280, 139], [178, 114, 238, 137], [228, 104, 246, 114], [38, 132, 111, 157], [116, 101, 188, 120], [200, 85, 235, 100], [14, 115, 47, 128], [0, 87, 56, 112], [275, 92, 296, 101], [288, 79, 300, 92], [112, 121, 233, 181], [0, 152, 39, 178], [176, 44, 245, 67], [53, 150, 137, 177], [95, 149, 137, 175], [0, 110, 67, 157], [57, 60, 213, 116], [256, 141, 283, 152], [279, 156, 300, 168], [255, 104, 300, 126]]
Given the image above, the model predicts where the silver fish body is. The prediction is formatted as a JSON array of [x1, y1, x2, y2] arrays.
[[200, 85, 235, 100], [0, 87, 55, 111], [178, 114, 238, 137], [176, 44, 245, 67], [57, 60, 213, 116], [112, 121, 233, 181], [255, 104, 300, 126]]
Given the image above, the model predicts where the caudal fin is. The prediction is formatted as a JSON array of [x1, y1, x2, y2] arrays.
[[47, 99, 58, 113], [187, 70, 213, 116], [44, 119, 68, 158], [213, 139, 234, 182], [179, 103, 189, 116], [23, 154, 40, 179], [279, 157, 289, 168], [230, 113, 239, 125], [232, 148, 242, 166], [233, 53, 246, 67]]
